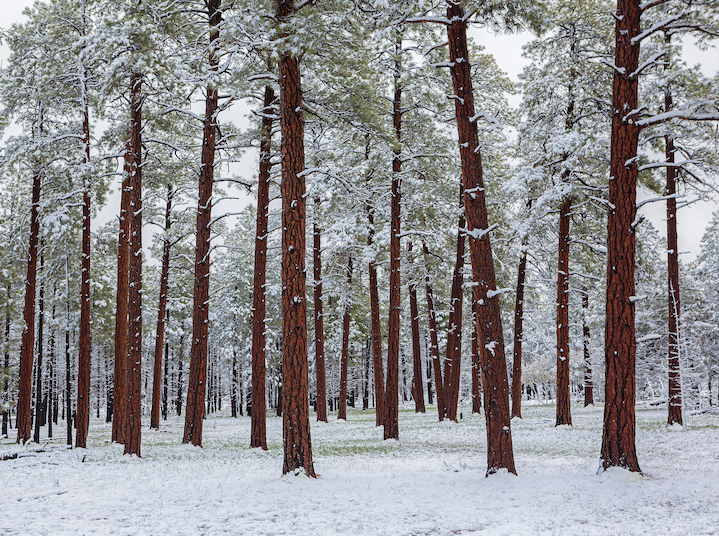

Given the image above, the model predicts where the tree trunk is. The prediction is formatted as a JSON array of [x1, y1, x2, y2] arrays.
[[511, 240, 528, 419], [184, 0, 220, 447], [408, 243, 425, 413], [76, 100, 92, 449], [313, 198, 328, 423], [472, 299, 481, 414], [33, 250, 45, 443], [250, 84, 275, 447], [338, 256, 353, 420], [665, 33, 682, 426], [3, 287, 11, 437], [176, 333, 184, 417], [162, 315, 169, 421], [64, 263, 72, 447], [582, 289, 593, 406], [124, 73, 143, 457], [556, 194, 572, 426], [17, 149, 42, 445], [151, 185, 173, 430], [447, 0, 515, 475], [367, 200, 384, 426], [601, 0, 641, 473], [423, 243, 446, 421], [384, 32, 402, 441], [111, 146, 131, 445], [276, 0, 315, 477]]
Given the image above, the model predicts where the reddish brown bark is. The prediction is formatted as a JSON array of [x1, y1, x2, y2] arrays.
[[601, 0, 641, 473], [17, 157, 41, 445], [511, 244, 528, 419], [150, 185, 173, 430], [76, 101, 92, 449], [2, 286, 9, 438], [367, 202, 384, 426], [384, 33, 402, 440], [444, 206, 466, 422], [423, 243, 446, 421], [250, 85, 275, 447], [408, 243, 425, 413], [582, 290, 594, 406], [111, 147, 131, 445], [447, 0, 515, 474], [313, 199, 328, 423], [665, 35, 682, 426], [184, 0, 220, 447], [33, 251, 45, 444], [556, 194, 572, 426], [338, 256, 353, 420], [124, 73, 143, 457], [276, 0, 315, 476]]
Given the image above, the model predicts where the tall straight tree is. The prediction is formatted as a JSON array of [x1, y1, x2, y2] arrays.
[[313, 198, 328, 423], [423, 244, 446, 421], [407, 243, 425, 413], [555, 189, 572, 427], [251, 84, 275, 448], [511, 233, 529, 419], [338, 255, 353, 420], [367, 196, 384, 426], [124, 72, 143, 457], [184, 0, 221, 447], [276, 0, 315, 477]]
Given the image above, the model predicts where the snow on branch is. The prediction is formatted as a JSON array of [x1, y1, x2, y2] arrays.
[[486, 288, 513, 298], [636, 109, 719, 127], [637, 160, 701, 172], [600, 58, 626, 75], [460, 223, 498, 240], [636, 193, 684, 209], [637, 333, 662, 342], [470, 110, 506, 138], [639, 0, 669, 11], [401, 16, 451, 25], [630, 51, 665, 78], [631, 12, 686, 45]]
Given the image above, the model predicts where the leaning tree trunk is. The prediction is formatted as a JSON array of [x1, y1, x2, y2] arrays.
[[76, 96, 93, 449], [423, 243, 446, 421], [384, 32, 402, 441], [184, 0, 220, 447], [511, 236, 528, 419], [276, 0, 315, 477], [601, 0, 641, 473], [664, 33, 682, 426], [367, 200, 385, 426], [124, 73, 143, 457], [582, 289, 594, 406], [338, 256, 353, 421], [150, 185, 173, 430], [313, 198, 328, 423], [17, 153, 42, 445], [447, 0, 515, 475], [556, 193, 572, 426], [250, 84, 275, 447], [111, 147, 131, 445], [408, 243, 425, 413]]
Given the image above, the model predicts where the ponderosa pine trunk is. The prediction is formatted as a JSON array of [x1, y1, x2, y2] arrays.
[[76, 98, 92, 449], [112, 145, 131, 445], [124, 73, 143, 457], [17, 141, 42, 445], [408, 243, 425, 413], [665, 33, 682, 426], [250, 84, 275, 447], [582, 289, 594, 406], [556, 193, 572, 426], [64, 268, 72, 447], [384, 32, 402, 441], [423, 243, 446, 421], [601, 0, 641, 473], [150, 185, 173, 430], [338, 256, 353, 420], [33, 250, 45, 443], [447, 0, 515, 474], [162, 323, 169, 420], [184, 0, 220, 447], [276, 0, 315, 477], [2, 287, 9, 438], [511, 239, 528, 419], [367, 201, 384, 426], [313, 198, 328, 423]]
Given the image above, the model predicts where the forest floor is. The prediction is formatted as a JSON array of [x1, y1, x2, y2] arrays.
[[2, 402, 719, 535]]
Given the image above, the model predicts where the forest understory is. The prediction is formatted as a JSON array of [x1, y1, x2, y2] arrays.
[[2, 402, 719, 536]]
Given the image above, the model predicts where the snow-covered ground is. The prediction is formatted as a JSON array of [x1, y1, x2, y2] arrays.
[[2, 403, 719, 535]]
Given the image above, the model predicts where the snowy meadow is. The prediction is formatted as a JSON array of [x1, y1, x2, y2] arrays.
[[2, 403, 719, 536]]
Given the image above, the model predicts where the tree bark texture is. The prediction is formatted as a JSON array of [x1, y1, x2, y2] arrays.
[[338, 256, 353, 420], [556, 194, 572, 426], [277, 0, 315, 476], [601, 0, 641, 473], [151, 186, 173, 429], [2, 289, 10, 437], [384, 33, 402, 441], [408, 243, 425, 413], [444, 205, 465, 422], [367, 202, 384, 426], [17, 163, 41, 445], [313, 199, 328, 423], [447, 0, 515, 475], [250, 85, 274, 446], [33, 251, 45, 443], [582, 290, 594, 406], [423, 243, 446, 421], [511, 245, 528, 419], [184, 1, 220, 447], [124, 73, 143, 457]]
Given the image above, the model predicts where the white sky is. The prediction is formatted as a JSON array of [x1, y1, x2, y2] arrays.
[[2, 2, 718, 262]]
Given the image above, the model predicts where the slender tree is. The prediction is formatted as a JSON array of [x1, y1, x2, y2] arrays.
[[33, 249, 45, 443], [407, 243, 425, 413], [423, 243, 446, 421], [367, 196, 384, 426], [313, 198, 328, 423], [338, 255, 353, 420], [511, 234, 528, 419]]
